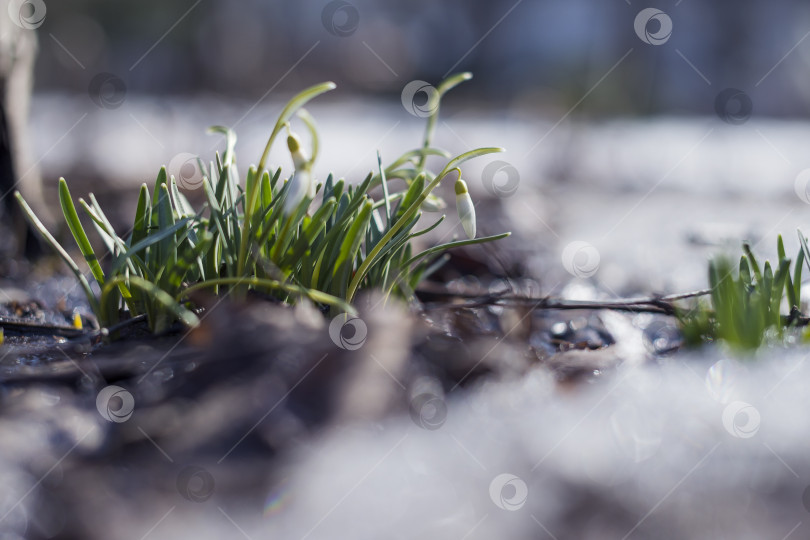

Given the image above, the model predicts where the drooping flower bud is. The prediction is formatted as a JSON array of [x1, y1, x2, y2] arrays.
[[283, 132, 316, 215], [455, 178, 476, 239], [287, 133, 309, 170]]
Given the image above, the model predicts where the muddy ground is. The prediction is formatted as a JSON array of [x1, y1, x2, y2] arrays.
[[1, 104, 809, 539]]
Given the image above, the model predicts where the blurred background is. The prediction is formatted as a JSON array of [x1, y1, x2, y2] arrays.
[[20, 0, 810, 294], [34, 0, 810, 114]]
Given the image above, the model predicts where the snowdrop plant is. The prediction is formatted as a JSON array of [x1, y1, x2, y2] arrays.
[[455, 177, 476, 239], [17, 73, 510, 334]]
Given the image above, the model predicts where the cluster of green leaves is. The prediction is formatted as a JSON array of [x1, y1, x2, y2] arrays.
[[679, 233, 807, 350], [16, 73, 510, 333]]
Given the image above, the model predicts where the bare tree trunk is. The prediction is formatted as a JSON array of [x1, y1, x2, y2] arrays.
[[0, 0, 44, 255]]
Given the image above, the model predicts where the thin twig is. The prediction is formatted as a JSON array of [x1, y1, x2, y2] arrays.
[[0, 317, 87, 338], [103, 314, 148, 336], [417, 286, 713, 315]]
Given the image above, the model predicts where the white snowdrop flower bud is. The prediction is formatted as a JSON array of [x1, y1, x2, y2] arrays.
[[283, 169, 312, 215], [455, 178, 476, 239], [287, 133, 309, 170]]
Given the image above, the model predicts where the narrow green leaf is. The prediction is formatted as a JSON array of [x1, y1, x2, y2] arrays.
[[378, 151, 391, 225], [793, 246, 804, 307], [404, 232, 512, 267], [743, 243, 762, 283], [179, 277, 356, 315], [102, 276, 199, 330], [112, 218, 190, 274], [207, 125, 237, 166], [15, 192, 100, 316], [59, 178, 105, 287], [257, 81, 336, 172], [131, 184, 151, 248], [395, 172, 425, 222], [334, 198, 373, 277]]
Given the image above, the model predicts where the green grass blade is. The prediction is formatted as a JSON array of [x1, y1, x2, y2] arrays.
[[156, 183, 177, 272], [58, 178, 105, 288], [798, 229, 810, 276], [151, 167, 168, 228], [15, 192, 100, 315], [439, 148, 505, 180], [403, 232, 512, 267], [394, 172, 425, 222], [739, 256, 752, 287], [378, 151, 391, 226], [112, 218, 190, 274], [131, 184, 151, 248], [437, 71, 473, 95], [207, 125, 237, 166], [297, 108, 320, 165], [257, 81, 336, 172], [417, 72, 472, 170], [333, 199, 373, 276], [179, 277, 356, 315], [386, 148, 451, 172], [169, 175, 196, 218], [794, 246, 804, 307], [742, 242, 762, 283], [102, 275, 199, 330]]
